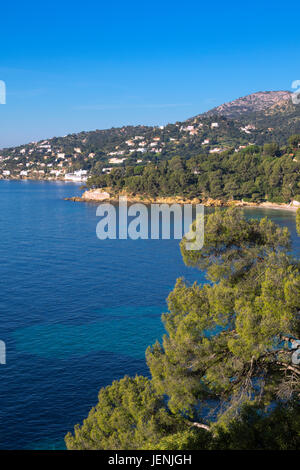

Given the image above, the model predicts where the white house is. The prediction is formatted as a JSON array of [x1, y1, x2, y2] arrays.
[[109, 157, 126, 164], [38, 144, 51, 149], [50, 170, 62, 177], [64, 169, 88, 182], [182, 125, 194, 132], [108, 151, 125, 156], [240, 124, 256, 134]]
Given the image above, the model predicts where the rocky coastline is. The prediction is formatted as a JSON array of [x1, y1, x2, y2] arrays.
[[65, 188, 300, 211]]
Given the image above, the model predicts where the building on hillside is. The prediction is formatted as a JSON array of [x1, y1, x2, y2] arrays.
[[109, 157, 126, 164], [64, 169, 88, 182]]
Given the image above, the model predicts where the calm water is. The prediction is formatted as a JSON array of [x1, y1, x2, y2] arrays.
[[0, 181, 298, 450]]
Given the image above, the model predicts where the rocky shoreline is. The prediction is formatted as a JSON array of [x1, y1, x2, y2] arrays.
[[65, 188, 300, 211]]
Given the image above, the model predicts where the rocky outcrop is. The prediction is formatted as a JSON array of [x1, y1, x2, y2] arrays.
[[65, 190, 299, 212], [203, 91, 292, 119], [81, 189, 110, 201], [66, 189, 242, 207]]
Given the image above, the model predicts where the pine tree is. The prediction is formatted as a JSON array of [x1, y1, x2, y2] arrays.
[[66, 208, 300, 450]]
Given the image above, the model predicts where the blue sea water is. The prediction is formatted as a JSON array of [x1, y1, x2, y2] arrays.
[[0, 180, 298, 450]]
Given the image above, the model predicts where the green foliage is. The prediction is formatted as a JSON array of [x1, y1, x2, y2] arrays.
[[213, 402, 300, 450], [65, 376, 184, 450], [66, 209, 300, 450], [86, 139, 300, 203], [180, 207, 291, 282], [288, 134, 300, 148], [148, 209, 299, 419], [144, 428, 213, 450], [263, 142, 280, 157]]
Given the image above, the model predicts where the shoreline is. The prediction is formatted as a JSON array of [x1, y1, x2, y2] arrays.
[[65, 189, 299, 212], [0, 177, 83, 184], [2, 180, 299, 212]]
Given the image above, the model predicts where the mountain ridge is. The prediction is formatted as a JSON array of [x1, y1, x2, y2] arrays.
[[200, 90, 292, 119]]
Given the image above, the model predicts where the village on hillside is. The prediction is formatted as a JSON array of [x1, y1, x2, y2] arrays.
[[0, 116, 261, 181]]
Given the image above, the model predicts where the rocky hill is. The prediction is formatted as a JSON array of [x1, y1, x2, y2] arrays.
[[202, 91, 292, 119]]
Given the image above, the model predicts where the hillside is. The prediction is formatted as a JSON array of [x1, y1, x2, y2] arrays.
[[199, 90, 300, 145], [1, 90, 300, 181], [86, 135, 300, 204]]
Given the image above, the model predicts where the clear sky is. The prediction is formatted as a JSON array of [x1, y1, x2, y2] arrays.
[[0, 1, 299, 148]]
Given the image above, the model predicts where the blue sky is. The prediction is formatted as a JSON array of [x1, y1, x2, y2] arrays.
[[0, 1, 299, 148]]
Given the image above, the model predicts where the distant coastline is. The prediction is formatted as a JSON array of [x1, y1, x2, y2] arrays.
[[65, 188, 299, 212], [0, 176, 83, 183]]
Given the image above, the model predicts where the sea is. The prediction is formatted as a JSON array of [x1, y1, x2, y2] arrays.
[[0, 180, 298, 449]]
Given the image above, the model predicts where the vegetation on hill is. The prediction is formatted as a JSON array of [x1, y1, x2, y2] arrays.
[[201, 91, 300, 145], [0, 115, 269, 179], [2, 91, 300, 181], [86, 136, 300, 203], [65, 208, 300, 450]]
